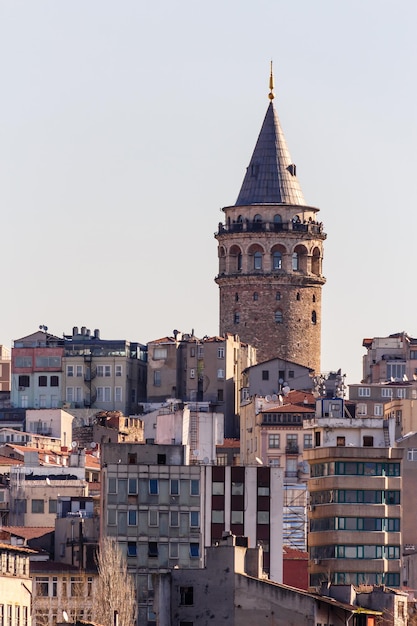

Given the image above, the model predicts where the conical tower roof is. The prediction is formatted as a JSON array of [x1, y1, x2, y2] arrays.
[[235, 98, 306, 206]]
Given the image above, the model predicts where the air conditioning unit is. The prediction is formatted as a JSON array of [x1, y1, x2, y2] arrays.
[[309, 505, 316, 512], [313, 558, 321, 565]]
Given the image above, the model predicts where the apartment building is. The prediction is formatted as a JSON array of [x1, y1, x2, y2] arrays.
[[0, 543, 33, 626], [362, 331, 417, 383], [304, 408, 403, 588], [101, 442, 283, 625], [147, 331, 256, 437], [241, 357, 314, 399], [11, 327, 147, 415], [0, 345, 11, 392]]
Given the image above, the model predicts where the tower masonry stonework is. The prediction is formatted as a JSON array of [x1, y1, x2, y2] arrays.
[[215, 74, 326, 373]]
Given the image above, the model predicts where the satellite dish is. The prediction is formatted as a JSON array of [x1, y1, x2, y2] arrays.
[[46, 477, 51, 486], [62, 612, 69, 623], [282, 385, 290, 396], [203, 456, 209, 464], [193, 450, 200, 457], [71, 441, 77, 448], [90, 442, 97, 449], [255, 456, 263, 465], [271, 394, 278, 402], [278, 378, 284, 384], [265, 395, 272, 403]]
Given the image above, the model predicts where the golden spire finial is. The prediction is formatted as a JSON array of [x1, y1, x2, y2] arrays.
[[268, 60, 275, 101]]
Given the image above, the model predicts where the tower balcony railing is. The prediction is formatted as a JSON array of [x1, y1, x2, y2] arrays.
[[216, 220, 324, 236]]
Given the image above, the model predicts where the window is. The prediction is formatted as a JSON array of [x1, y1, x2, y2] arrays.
[[149, 479, 158, 495], [127, 542, 137, 557], [257, 511, 270, 524], [115, 365, 122, 377], [190, 368, 195, 379], [234, 312, 240, 324], [292, 252, 299, 270], [67, 365, 74, 377], [128, 510, 137, 526], [148, 542, 158, 557], [153, 370, 161, 386], [262, 370, 269, 381], [268, 434, 280, 449], [217, 389, 224, 402], [407, 448, 417, 461], [108, 477, 117, 493], [311, 310, 317, 325], [190, 511, 199, 528], [66, 387, 74, 403], [212, 510, 224, 523], [7, 607, 11, 626], [128, 478, 138, 494], [358, 387, 371, 397], [374, 404, 383, 416], [336, 436, 345, 447], [217, 369, 225, 379], [18, 375, 29, 388], [381, 387, 393, 398], [97, 387, 111, 402], [217, 347, 225, 359], [153, 348, 167, 360], [169, 542, 179, 559], [356, 403, 367, 416], [230, 509, 243, 524], [190, 480, 200, 496], [32, 499, 44, 514], [289, 370, 294, 378], [170, 479, 179, 495], [115, 387, 122, 403], [180, 586, 194, 605], [253, 292, 258, 301], [49, 499, 57, 514], [231, 481, 244, 495], [170, 511, 179, 527], [190, 543, 200, 558], [276, 291, 281, 301], [275, 310, 283, 324], [253, 252, 262, 270], [397, 388, 406, 398], [149, 510, 159, 526], [235, 293, 239, 302], [50, 375, 59, 387], [212, 481, 224, 495], [36, 577, 49, 596], [15, 356, 32, 367], [272, 251, 282, 270], [38, 375, 47, 387], [363, 436, 374, 447], [387, 362, 406, 380], [15, 606, 20, 626], [107, 509, 117, 525], [237, 253, 242, 270]]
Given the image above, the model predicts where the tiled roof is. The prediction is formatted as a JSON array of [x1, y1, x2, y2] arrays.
[[284, 390, 316, 406], [0, 542, 35, 554], [283, 546, 308, 559], [30, 560, 80, 572], [0, 454, 23, 465], [235, 101, 306, 206], [262, 403, 314, 414], [4, 526, 55, 540], [217, 438, 240, 449]]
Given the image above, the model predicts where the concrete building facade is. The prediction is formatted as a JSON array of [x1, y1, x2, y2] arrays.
[[215, 71, 326, 371], [0, 543, 33, 626], [304, 409, 403, 589]]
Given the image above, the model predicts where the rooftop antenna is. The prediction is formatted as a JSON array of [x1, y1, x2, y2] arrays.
[[268, 60, 275, 101]]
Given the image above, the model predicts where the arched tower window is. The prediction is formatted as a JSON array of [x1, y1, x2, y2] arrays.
[[276, 291, 281, 301], [234, 312, 240, 324], [312, 247, 321, 276], [273, 251, 282, 270], [296, 292, 301, 301], [275, 310, 283, 324], [312, 294, 316, 303], [273, 214, 283, 232], [249, 244, 264, 271], [218, 247, 226, 274], [312, 310, 317, 325], [254, 214, 262, 222], [230, 245, 243, 273], [293, 245, 308, 272], [253, 292, 259, 301], [292, 252, 299, 271], [235, 293, 239, 302], [254, 252, 262, 270]]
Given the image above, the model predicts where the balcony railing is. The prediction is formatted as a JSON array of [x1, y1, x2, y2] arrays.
[[285, 444, 299, 455], [216, 220, 325, 237]]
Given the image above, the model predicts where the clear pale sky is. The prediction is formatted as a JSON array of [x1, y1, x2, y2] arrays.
[[1, 1, 416, 387]]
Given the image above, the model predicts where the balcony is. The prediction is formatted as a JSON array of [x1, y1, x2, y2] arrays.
[[216, 220, 325, 237], [285, 444, 299, 455]]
